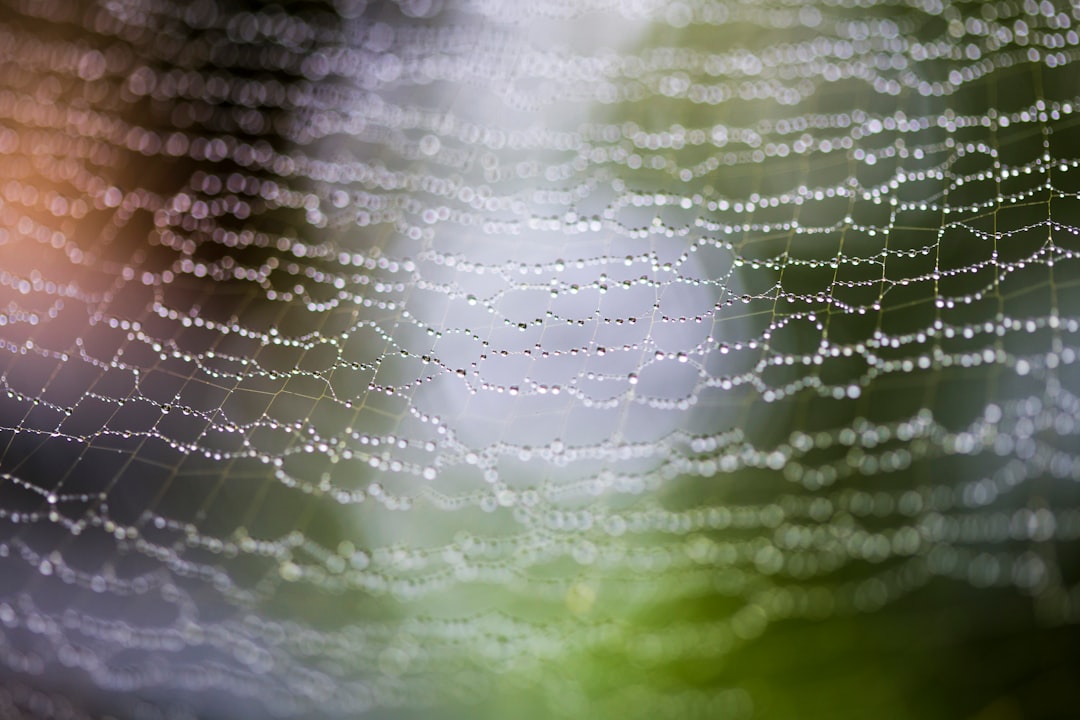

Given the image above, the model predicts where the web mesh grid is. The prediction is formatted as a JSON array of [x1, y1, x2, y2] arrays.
[[1, 1, 1080, 718]]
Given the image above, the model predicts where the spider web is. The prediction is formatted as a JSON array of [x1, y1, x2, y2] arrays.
[[1, 0, 1080, 718]]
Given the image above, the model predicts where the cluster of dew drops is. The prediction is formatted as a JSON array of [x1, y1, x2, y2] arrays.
[[1, 0, 1080, 717]]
